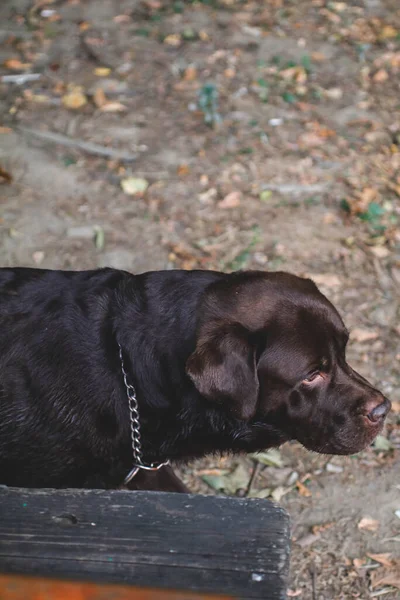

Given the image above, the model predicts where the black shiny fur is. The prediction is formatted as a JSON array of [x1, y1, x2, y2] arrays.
[[0, 267, 390, 490]]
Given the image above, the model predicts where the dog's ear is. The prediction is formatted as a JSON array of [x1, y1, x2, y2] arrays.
[[186, 322, 259, 420]]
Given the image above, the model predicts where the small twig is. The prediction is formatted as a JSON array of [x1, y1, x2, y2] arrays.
[[370, 588, 398, 598], [18, 127, 137, 162], [260, 183, 328, 197], [310, 563, 317, 600], [245, 461, 261, 497], [1, 73, 42, 84]]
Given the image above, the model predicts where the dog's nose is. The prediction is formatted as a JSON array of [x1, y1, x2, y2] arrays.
[[366, 398, 391, 423]]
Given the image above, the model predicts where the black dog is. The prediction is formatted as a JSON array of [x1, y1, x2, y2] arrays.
[[0, 268, 390, 491]]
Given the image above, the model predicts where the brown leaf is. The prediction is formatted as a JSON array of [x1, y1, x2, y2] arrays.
[[93, 87, 106, 108], [379, 25, 398, 40], [298, 132, 326, 148], [0, 166, 12, 184], [79, 21, 91, 32], [358, 516, 380, 532], [99, 101, 127, 113], [94, 67, 111, 77], [164, 34, 181, 47], [367, 553, 393, 568], [3, 58, 32, 70], [296, 481, 312, 497], [312, 522, 335, 535], [310, 273, 341, 288], [371, 560, 400, 590], [177, 164, 190, 176], [369, 246, 390, 258], [62, 88, 87, 110], [353, 557, 367, 568], [296, 533, 319, 547], [351, 328, 379, 343], [183, 66, 197, 81], [323, 87, 343, 100], [218, 191, 241, 209], [373, 69, 389, 83]]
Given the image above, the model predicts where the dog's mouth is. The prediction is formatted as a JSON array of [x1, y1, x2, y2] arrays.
[[302, 421, 386, 456]]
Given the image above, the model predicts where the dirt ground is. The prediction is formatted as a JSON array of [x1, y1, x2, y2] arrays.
[[0, 1, 399, 598]]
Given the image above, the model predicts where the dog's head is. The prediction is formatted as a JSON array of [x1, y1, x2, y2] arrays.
[[186, 271, 391, 455]]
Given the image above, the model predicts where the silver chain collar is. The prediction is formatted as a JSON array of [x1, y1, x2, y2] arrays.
[[118, 343, 169, 485]]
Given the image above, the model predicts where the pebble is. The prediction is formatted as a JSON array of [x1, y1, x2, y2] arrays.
[[326, 463, 344, 474]]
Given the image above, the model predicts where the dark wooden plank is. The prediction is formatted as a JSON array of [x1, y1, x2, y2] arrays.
[[0, 488, 290, 600]]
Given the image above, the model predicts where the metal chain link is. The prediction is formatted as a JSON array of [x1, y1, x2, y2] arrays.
[[118, 343, 169, 484], [119, 343, 143, 465]]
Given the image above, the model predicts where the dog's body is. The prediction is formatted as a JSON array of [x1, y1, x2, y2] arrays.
[[0, 267, 390, 490]]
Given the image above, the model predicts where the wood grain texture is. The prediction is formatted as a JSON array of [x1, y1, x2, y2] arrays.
[[0, 488, 290, 600]]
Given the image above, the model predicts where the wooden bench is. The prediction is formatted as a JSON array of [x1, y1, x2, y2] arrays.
[[0, 488, 290, 599]]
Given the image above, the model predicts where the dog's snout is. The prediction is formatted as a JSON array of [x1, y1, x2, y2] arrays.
[[365, 397, 391, 424]]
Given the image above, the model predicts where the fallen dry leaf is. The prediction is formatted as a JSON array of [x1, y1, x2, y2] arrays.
[[25, 93, 52, 104], [218, 191, 241, 209], [312, 522, 335, 535], [309, 273, 341, 288], [379, 25, 398, 39], [79, 21, 91, 32], [358, 516, 380, 532], [287, 590, 302, 597], [93, 87, 106, 108], [94, 67, 111, 77], [3, 58, 32, 71], [351, 328, 379, 343], [62, 88, 87, 110], [371, 560, 400, 590], [391, 401, 400, 413], [323, 87, 343, 100], [0, 166, 13, 184], [183, 66, 197, 81], [164, 34, 181, 47], [296, 533, 320, 547], [32, 251, 45, 265], [369, 246, 390, 258], [0, 127, 12, 134], [367, 553, 393, 568], [353, 557, 367, 568], [296, 481, 312, 497], [99, 101, 127, 113], [198, 188, 218, 205], [121, 177, 149, 196], [298, 132, 326, 148], [373, 69, 389, 83], [177, 164, 190, 176]]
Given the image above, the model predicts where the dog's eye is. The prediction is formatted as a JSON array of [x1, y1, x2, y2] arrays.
[[303, 371, 320, 384]]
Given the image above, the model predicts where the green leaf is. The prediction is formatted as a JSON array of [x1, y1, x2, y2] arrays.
[[201, 475, 226, 491], [249, 449, 284, 468], [248, 488, 271, 499], [373, 435, 393, 451], [340, 198, 351, 213], [225, 463, 250, 494], [94, 226, 105, 251], [301, 54, 312, 72], [282, 92, 297, 104], [260, 190, 272, 202]]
